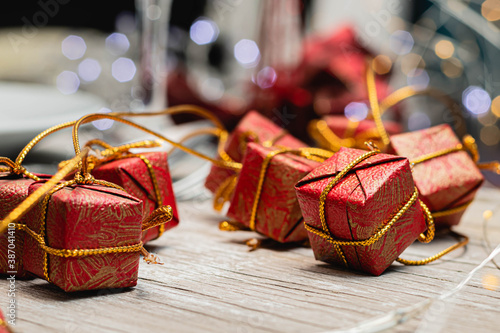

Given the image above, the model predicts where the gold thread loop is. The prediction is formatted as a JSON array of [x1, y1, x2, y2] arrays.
[[396, 231, 468, 265], [142, 205, 173, 231]]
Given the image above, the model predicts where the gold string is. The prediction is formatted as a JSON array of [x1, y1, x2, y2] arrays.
[[0, 149, 89, 235], [396, 231, 468, 265], [248, 147, 333, 232], [305, 149, 436, 268], [366, 61, 390, 147], [72, 113, 241, 171]]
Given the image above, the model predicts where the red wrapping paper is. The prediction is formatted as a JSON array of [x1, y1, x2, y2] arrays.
[[227, 143, 320, 243], [0, 173, 49, 278], [0, 309, 10, 333], [324, 115, 402, 141], [24, 182, 143, 292], [205, 110, 306, 194], [91, 152, 179, 243], [390, 124, 484, 227], [295, 148, 426, 275]]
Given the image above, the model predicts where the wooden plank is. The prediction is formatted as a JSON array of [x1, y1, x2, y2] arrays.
[[1, 187, 499, 332]]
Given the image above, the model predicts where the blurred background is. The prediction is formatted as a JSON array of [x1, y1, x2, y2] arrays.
[[0, 0, 499, 185]]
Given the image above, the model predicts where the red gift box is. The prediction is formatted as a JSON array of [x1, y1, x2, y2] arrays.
[[91, 151, 179, 243], [309, 115, 402, 151], [295, 147, 427, 275], [205, 110, 306, 196], [226, 143, 321, 243], [0, 173, 49, 278], [24, 182, 144, 292], [390, 124, 484, 228], [0, 308, 10, 333]]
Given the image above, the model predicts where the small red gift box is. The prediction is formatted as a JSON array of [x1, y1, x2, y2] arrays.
[[24, 182, 144, 292], [390, 124, 484, 228], [295, 147, 427, 276], [226, 143, 321, 243], [0, 173, 49, 278], [0, 308, 10, 333], [205, 110, 306, 195], [309, 115, 402, 151], [91, 151, 179, 243]]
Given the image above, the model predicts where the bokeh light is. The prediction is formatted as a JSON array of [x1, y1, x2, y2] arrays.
[[200, 78, 225, 101], [146, 5, 162, 20], [401, 53, 425, 75], [371, 55, 392, 75], [435, 40, 455, 59], [462, 86, 491, 115], [92, 107, 114, 131], [106, 33, 130, 55], [234, 39, 261, 68], [406, 69, 430, 90], [441, 57, 463, 78], [190, 18, 219, 45], [78, 58, 102, 82], [408, 112, 431, 131], [480, 125, 500, 146], [61, 35, 86, 60], [491, 96, 500, 117], [56, 71, 80, 95], [111, 58, 136, 82], [389, 30, 414, 55], [256, 66, 277, 89], [344, 102, 369, 122], [482, 0, 500, 21]]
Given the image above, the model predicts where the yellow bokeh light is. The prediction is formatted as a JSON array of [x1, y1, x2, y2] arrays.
[[480, 125, 500, 146], [401, 53, 425, 75], [441, 58, 463, 78], [435, 40, 455, 59], [478, 112, 497, 126], [482, 0, 500, 21], [372, 55, 392, 75], [482, 274, 499, 291], [491, 96, 500, 117]]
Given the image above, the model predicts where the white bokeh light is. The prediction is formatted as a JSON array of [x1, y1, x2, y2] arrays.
[[256, 66, 277, 89], [190, 18, 219, 45], [111, 57, 137, 82], [407, 69, 430, 90], [389, 30, 414, 55], [105, 33, 130, 55], [78, 58, 102, 82], [56, 71, 80, 95], [92, 108, 114, 131], [200, 78, 225, 101], [61, 35, 87, 60], [462, 86, 491, 115], [234, 39, 260, 68], [344, 102, 369, 122], [408, 112, 431, 131]]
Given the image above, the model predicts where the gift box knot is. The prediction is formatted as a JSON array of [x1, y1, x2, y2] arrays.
[[302, 149, 435, 269]]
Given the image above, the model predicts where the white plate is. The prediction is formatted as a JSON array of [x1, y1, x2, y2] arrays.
[[0, 82, 106, 155]]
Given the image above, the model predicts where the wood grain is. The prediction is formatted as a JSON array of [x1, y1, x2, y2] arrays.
[[1, 187, 499, 333]]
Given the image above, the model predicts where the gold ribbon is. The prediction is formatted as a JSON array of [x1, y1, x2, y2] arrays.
[[82, 139, 170, 238], [220, 147, 334, 233], [212, 129, 292, 212], [303, 149, 436, 268]]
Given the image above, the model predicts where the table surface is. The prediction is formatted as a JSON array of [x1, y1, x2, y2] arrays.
[[1, 186, 499, 333]]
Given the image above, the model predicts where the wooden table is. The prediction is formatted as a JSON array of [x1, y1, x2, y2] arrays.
[[2, 187, 499, 333]]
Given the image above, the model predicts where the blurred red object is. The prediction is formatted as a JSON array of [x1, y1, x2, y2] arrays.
[[168, 26, 393, 141]]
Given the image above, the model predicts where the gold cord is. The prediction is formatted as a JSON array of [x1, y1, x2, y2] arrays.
[[304, 149, 436, 268], [248, 148, 333, 232], [0, 148, 89, 235], [396, 231, 468, 265]]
